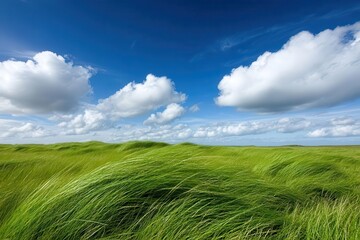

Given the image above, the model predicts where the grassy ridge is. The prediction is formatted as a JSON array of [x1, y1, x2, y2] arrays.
[[0, 142, 359, 239]]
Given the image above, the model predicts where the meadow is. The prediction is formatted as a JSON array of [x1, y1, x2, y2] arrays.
[[0, 141, 359, 239]]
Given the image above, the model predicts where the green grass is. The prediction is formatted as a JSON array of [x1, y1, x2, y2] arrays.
[[0, 141, 359, 239]]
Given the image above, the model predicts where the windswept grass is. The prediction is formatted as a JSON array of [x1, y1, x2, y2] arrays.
[[0, 142, 359, 239]]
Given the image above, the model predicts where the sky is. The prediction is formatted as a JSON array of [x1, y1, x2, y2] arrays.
[[0, 0, 360, 145]]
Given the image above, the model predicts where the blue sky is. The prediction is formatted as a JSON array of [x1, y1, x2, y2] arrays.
[[0, 0, 360, 145]]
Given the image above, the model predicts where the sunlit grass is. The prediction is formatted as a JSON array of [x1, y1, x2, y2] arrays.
[[0, 142, 359, 239]]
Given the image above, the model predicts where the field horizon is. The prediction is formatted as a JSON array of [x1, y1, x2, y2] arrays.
[[1, 141, 359, 239]]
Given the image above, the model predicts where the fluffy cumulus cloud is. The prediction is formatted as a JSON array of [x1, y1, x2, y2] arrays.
[[216, 22, 360, 112], [0, 52, 186, 136], [58, 109, 108, 135], [0, 51, 92, 114], [59, 74, 186, 134], [97, 74, 186, 119], [144, 103, 185, 125]]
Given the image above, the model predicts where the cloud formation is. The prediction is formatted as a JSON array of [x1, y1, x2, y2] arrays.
[[59, 74, 186, 134], [192, 117, 312, 138], [0, 51, 92, 114], [108, 117, 315, 142], [308, 117, 360, 137], [58, 109, 108, 135], [193, 121, 269, 138], [112, 124, 192, 142], [144, 103, 185, 125], [97, 74, 186, 119], [0, 120, 50, 138], [276, 118, 311, 133], [3, 112, 360, 143], [216, 22, 360, 112]]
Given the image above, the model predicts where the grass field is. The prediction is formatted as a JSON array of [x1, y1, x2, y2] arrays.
[[0, 141, 359, 239]]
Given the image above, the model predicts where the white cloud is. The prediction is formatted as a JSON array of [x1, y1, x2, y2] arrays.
[[53, 114, 360, 140], [276, 118, 311, 133], [58, 109, 108, 135], [2, 112, 360, 143], [0, 120, 51, 138], [308, 125, 360, 137], [58, 74, 186, 134], [193, 121, 271, 138], [308, 116, 360, 137], [144, 103, 185, 125], [193, 117, 313, 138], [216, 22, 360, 112], [0, 51, 92, 114], [114, 117, 313, 141], [111, 124, 193, 142], [97, 74, 186, 119]]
